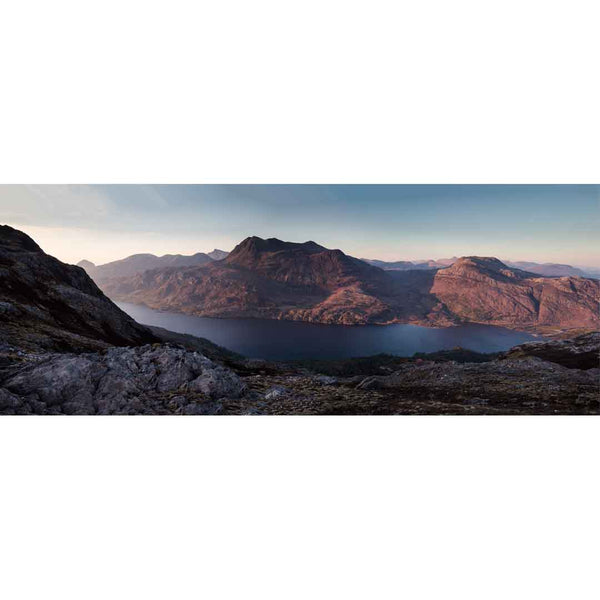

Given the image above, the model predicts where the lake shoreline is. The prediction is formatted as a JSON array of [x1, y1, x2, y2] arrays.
[[116, 301, 541, 361]]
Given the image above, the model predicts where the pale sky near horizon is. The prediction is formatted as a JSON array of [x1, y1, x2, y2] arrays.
[[0, 184, 598, 267]]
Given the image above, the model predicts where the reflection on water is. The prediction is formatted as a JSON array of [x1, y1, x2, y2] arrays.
[[117, 302, 537, 361]]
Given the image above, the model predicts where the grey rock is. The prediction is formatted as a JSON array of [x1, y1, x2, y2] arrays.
[[315, 375, 338, 386], [264, 386, 288, 400], [0, 388, 22, 410], [182, 401, 223, 415], [356, 376, 382, 390], [2, 345, 245, 415]]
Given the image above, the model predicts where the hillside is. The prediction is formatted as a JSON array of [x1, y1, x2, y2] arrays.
[[431, 257, 599, 329], [0, 225, 158, 351]]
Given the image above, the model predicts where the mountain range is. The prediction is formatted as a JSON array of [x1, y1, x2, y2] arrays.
[[1, 225, 598, 415], [78, 248, 230, 282], [363, 257, 597, 278], [91, 235, 600, 332]]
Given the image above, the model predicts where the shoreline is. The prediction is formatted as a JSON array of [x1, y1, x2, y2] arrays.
[[113, 299, 597, 339]]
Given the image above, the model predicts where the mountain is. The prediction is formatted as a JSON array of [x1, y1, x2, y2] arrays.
[[361, 256, 458, 271], [78, 251, 215, 281], [77, 259, 96, 271], [414, 257, 458, 269], [361, 258, 420, 271], [430, 257, 599, 329], [101, 236, 425, 325], [207, 248, 229, 261], [365, 256, 598, 279], [503, 261, 590, 278], [0, 225, 158, 352], [362, 257, 459, 270], [97, 238, 600, 331]]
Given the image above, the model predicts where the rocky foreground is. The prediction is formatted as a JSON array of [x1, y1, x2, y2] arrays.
[[1, 333, 597, 415]]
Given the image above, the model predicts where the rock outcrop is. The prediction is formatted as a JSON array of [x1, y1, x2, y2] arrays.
[[1, 333, 598, 415], [501, 332, 600, 369], [0, 345, 245, 415]]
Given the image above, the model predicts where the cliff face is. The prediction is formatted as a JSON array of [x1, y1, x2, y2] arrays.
[[430, 257, 599, 329], [0, 225, 158, 351], [97, 240, 600, 331]]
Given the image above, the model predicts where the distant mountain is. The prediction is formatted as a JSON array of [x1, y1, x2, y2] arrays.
[[77, 259, 96, 270], [361, 258, 419, 271], [78, 251, 215, 281], [414, 257, 458, 269], [363, 256, 597, 279], [503, 261, 590, 278], [98, 237, 600, 331], [207, 248, 229, 261], [579, 266, 600, 279], [361, 257, 458, 270], [0, 225, 158, 352]]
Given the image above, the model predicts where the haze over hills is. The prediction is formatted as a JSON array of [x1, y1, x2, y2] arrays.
[[95, 235, 600, 332], [502, 261, 591, 278], [364, 256, 598, 278], [78, 249, 230, 281]]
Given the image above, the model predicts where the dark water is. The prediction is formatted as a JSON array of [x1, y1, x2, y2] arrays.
[[117, 302, 537, 361]]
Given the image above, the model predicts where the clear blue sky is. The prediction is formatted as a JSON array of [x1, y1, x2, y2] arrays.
[[0, 184, 598, 266]]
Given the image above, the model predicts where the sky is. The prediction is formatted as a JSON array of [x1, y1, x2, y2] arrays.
[[0, 184, 598, 267]]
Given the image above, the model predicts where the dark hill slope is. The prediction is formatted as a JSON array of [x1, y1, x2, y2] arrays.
[[0, 225, 158, 351]]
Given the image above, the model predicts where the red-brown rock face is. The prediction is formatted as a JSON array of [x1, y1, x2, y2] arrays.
[[430, 257, 599, 329]]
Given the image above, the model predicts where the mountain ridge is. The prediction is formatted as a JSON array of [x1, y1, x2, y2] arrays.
[[95, 236, 600, 332]]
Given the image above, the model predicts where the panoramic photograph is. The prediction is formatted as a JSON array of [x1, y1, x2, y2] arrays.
[[0, 184, 598, 415]]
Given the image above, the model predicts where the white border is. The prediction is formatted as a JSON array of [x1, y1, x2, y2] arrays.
[[0, 1, 599, 599]]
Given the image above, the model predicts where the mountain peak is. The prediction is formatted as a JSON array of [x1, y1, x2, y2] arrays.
[[77, 259, 96, 269], [227, 236, 328, 264], [0, 225, 43, 253], [453, 256, 509, 270], [207, 248, 229, 261]]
